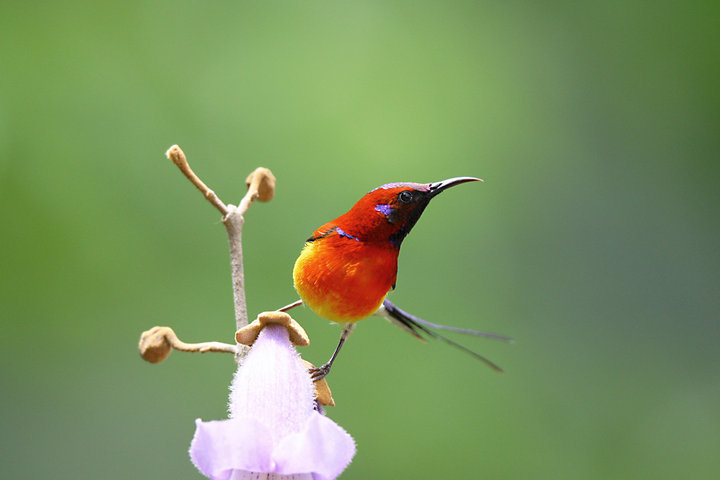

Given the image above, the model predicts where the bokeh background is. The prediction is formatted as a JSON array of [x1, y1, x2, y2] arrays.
[[2, 1, 719, 479]]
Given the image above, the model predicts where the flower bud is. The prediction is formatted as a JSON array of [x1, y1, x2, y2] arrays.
[[138, 326, 174, 363], [245, 167, 276, 202]]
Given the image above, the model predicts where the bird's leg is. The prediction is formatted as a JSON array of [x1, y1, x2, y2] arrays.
[[276, 299, 303, 312], [310, 323, 356, 381]]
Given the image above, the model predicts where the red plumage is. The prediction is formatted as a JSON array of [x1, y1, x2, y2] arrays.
[[293, 179, 479, 323], [293, 186, 411, 322], [291, 177, 506, 378]]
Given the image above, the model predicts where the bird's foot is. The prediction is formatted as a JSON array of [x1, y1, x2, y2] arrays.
[[309, 363, 331, 381]]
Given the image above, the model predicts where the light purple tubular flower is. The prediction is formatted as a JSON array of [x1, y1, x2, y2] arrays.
[[190, 323, 356, 480]]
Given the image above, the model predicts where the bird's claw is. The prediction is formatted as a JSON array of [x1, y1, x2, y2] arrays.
[[309, 363, 331, 381]]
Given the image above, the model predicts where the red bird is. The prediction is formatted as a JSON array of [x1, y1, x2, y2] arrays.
[[291, 177, 509, 379]]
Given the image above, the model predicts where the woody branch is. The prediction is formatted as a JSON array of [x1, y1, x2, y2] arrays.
[[139, 145, 276, 364]]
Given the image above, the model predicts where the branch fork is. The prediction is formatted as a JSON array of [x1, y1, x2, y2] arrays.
[[139, 146, 331, 402], [139, 145, 276, 364]]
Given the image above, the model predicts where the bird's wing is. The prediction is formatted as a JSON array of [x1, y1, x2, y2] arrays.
[[307, 224, 337, 242]]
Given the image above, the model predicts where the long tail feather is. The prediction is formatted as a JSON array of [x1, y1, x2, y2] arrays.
[[395, 308, 514, 342], [378, 299, 510, 373]]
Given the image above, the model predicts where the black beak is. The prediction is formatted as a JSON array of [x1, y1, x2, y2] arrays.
[[428, 176, 483, 197]]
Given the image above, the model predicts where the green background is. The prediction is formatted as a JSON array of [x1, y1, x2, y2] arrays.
[[2, 1, 719, 479]]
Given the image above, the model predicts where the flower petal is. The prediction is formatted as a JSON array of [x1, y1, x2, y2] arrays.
[[190, 418, 274, 479], [191, 324, 355, 480], [274, 413, 356, 480]]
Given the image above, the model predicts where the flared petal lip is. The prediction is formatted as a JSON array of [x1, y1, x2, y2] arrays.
[[191, 414, 355, 480]]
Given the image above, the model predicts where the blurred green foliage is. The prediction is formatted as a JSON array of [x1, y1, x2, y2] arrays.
[[1, 1, 719, 479]]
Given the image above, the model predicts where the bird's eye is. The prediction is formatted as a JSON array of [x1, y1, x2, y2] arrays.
[[398, 191, 414, 203]]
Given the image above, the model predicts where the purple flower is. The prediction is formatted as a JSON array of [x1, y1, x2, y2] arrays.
[[190, 321, 356, 480]]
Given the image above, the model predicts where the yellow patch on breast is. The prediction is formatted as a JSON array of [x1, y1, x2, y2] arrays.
[[293, 239, 397, 323]]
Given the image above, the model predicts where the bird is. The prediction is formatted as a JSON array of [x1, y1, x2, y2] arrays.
[[290, 177, 510, 380]]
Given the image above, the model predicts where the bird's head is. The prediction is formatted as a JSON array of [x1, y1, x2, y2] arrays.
[[333, 177, 482, 248]]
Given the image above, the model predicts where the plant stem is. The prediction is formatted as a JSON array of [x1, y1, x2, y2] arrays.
[[165, 145, 276, 363], [222, 206, 249, 333]]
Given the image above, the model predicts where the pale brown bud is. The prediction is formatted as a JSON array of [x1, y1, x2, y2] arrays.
[[139, 326, 237, 363], [139, 326, 174, 363], [245, 167, 276, 202], [166, 145, 188, 170]]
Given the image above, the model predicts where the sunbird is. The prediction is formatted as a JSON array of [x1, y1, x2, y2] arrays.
[[291, 177, 510, 379]]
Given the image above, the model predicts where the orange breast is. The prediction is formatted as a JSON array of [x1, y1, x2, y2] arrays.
[[293, 235, 398, 323]]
